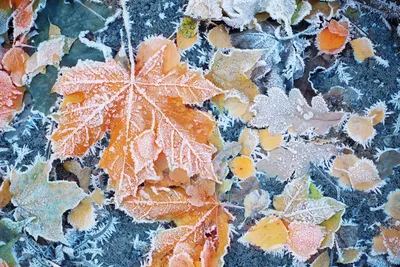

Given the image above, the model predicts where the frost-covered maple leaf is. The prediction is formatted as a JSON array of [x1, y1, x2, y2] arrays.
[[122, 186, 232, 267], [51, 36, 223, 199], [9, 157, 86, 244], [0, 71, 24, 130], [250, 87, 345, 135]]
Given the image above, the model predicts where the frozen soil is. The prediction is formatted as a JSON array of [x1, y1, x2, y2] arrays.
[[0, 0, 399, 267]]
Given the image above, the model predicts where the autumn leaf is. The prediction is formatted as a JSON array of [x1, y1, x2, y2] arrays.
[[0, 179, 11, 209], [337, 247, 363, 264], [380, 228, 400, 264], [122, 186, 233, 267], [250, 87, 345, 135], [2, 47, 29, 86], [12, 0, 46, 40], [287, 222, 325, 261], [243, 175, 345, 261], [350, 37, 375, 62], [51, 37, 224, 199], [311, 250, 330, 267], [24, 23, 75, 83], [240, 216, 288, 252], [10, 157, 86, 243], [317, 19, 349, 54], [0, 71, 24, 131], [256, 139, 337, 181], [207, 49, 263, 119]]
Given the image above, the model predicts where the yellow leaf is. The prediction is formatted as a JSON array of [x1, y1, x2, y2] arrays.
[[350, 37, 374, 62], [311, 250, 330, 267], [258, 128, 282, 151], [229, 156, 256, 179], [319, 210, 344, 248], [68, 198, 96, 231], [207, 25, 232, 48], [0, 179, 11, 209], [337, 247, 363, 264], [240, 216, 287, 252]]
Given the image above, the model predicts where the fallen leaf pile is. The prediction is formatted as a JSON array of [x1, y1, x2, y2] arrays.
[[0, 0, 399, 266]]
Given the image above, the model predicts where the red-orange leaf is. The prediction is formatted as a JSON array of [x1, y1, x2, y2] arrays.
[[51, 37, 223, 198], [0, 71, 24, 130], [2, 46, 29, 86], [122, 186, 232, 267]]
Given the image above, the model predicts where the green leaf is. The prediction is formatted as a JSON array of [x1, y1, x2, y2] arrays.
[[10, 157, 86, 244], [0, 218, 26, 266], [309, 183, 323, 200]]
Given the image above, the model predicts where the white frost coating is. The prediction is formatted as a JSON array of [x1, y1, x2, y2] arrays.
[[250, 87, 345, 135], [256, 140, 337, 181], [79, 30, 112, 59]]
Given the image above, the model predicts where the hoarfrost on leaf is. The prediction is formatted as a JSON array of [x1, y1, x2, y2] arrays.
[[256, 139, 337, 181], [10, 157, 86, 244], [250, 87, 345, 135]]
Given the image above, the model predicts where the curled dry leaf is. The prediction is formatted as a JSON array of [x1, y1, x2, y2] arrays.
[[51, 37, 223, 199], [287, 222, 325, 261], [10, 157, 86, 244], [229, 155, 256, 180], [257, 139, 337, 181], [385, 190, 400, 220], [348, 158, 382, 191], [250, 87, 344, 135], [0, 179, 11, 209], [244, 189, 270, 217], [2, 47, 29, 86], [317, 19, 349, 54], [240, 216, 288, 252], [0, 71, 24, 130], [350, 37, 375, 62], [121, 186, 232, 267], [345, 115, 376, 146]]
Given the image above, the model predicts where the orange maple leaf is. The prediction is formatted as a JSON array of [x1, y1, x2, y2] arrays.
[[122, 186, 232, 267], [51, 37, 223, 198], [0, 70, 24, 130]]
